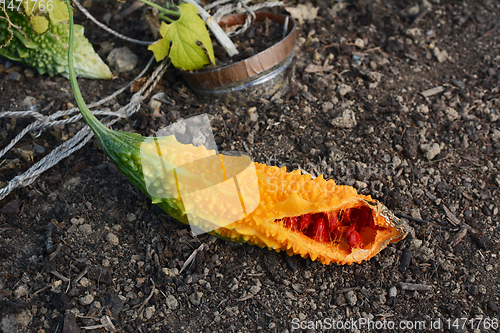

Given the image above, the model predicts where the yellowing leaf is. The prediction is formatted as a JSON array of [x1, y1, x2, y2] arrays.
[[48, 0, 70, 24], [22, 0, 70, 34], [30, 13, 49, 34], [148, 30, 170, 62], [148, 3, 215, 71]]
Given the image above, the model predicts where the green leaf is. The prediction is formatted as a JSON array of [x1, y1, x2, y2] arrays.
[[148, 3, 215, 71]]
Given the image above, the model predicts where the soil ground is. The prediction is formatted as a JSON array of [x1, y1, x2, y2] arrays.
[[1, 0, 500, 332]]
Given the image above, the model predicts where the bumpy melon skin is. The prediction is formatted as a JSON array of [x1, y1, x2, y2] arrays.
[[0, 9, 112, 79], [92, 130, 408, 265]]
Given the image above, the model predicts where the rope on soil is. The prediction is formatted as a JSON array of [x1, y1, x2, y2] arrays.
[[212, 1, 285, 36], [72, 0, 154, 46], [0, 57, 170, 201]]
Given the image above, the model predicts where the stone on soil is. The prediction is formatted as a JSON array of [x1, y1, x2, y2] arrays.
[[389, 286, 397, 297], [80, 294, 94, 306], [337, 84, 352, 96], [144, 306, 155, 319], [166, 295, 179, 310], [419, 143, 441, 160], [107, 47, 138, 73], [345, 291, 357, 306], [189, 292, 203, 306], [417, 104, 429, 114], [79, 224, 92, 235], [0, 310, 32, 333], [106, 233, 119, 246], [491, 129, 500, 141], [331, 109, 357, 128], [444, 107, 459, 121]]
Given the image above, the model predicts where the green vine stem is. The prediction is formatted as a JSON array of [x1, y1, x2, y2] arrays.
[[65, 0, 109, 138], [138, 0, 179, 23]]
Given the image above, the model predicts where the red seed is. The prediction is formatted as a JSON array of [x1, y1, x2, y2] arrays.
[[346, 230, 363, 248], [326, 211, 341, 231], [367, 215, 378, 229], [299, 214, 312, 231], [349, 207, 372, 226], [344, 224, 357, 235], [340, 209, 349, 224], [310, 217, 329, 243], [284, 216, 299, 231]]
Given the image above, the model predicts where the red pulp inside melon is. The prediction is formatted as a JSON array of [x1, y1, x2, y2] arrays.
[[278, 206, 383, 250]]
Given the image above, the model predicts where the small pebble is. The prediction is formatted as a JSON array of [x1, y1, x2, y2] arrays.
[[9, 71, 21, 81], [144, 306, 155, 319], [14, 285, 29, 298], [444, 107, 459, 121], [478, 285, 487, 294], [322, 101, 334, 112], [419, 143, 441, 160], [162, 268, 179, 277], [79, 224, 92, 235], [79, 277, 90, 287], [80, 294, 94, 306], [389, 286, 397, 297], [354, 38, 365, 48], [367, 71, 383, 83], [22, 96, 38, 110], [491, 130, 500, 142], [189, 292, 203, 306], [107, 47, 138, 73], [337, 84, 352, 96], [417, 104, 429, 114], [345, 291, 357, 306], [166, 295, 179, 310], [436, 49, 449, 63], [331, 109, 357, 128], [106, 233, 119, 246], [355, 180, 368, 189], [248, 107, 258, 122], [148, 92, 169, 112], [250, 285, 261, 294]]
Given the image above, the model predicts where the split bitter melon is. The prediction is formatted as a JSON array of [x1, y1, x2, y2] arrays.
[[64, 0, 408, 265], [0, 7, 111, 79]]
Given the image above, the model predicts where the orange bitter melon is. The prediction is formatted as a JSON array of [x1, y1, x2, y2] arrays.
[[65, 0, 408, 265]]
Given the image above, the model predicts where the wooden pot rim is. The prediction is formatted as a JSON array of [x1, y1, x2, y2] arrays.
[[182, 12, 296, 89]]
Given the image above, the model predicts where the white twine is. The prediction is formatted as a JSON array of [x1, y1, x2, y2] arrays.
[[72, 0, 154, 46], [0, 0, 286, 200], [204, 0, 233, 11], [212, 1, 285, 37], [0, 57, 169, 201]]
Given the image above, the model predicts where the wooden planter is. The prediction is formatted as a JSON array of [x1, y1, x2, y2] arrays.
[[181, 12, 296, 104]]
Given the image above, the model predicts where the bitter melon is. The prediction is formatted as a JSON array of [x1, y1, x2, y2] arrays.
[[65, 0, 408, 265], [0, 7, 111, 79]]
